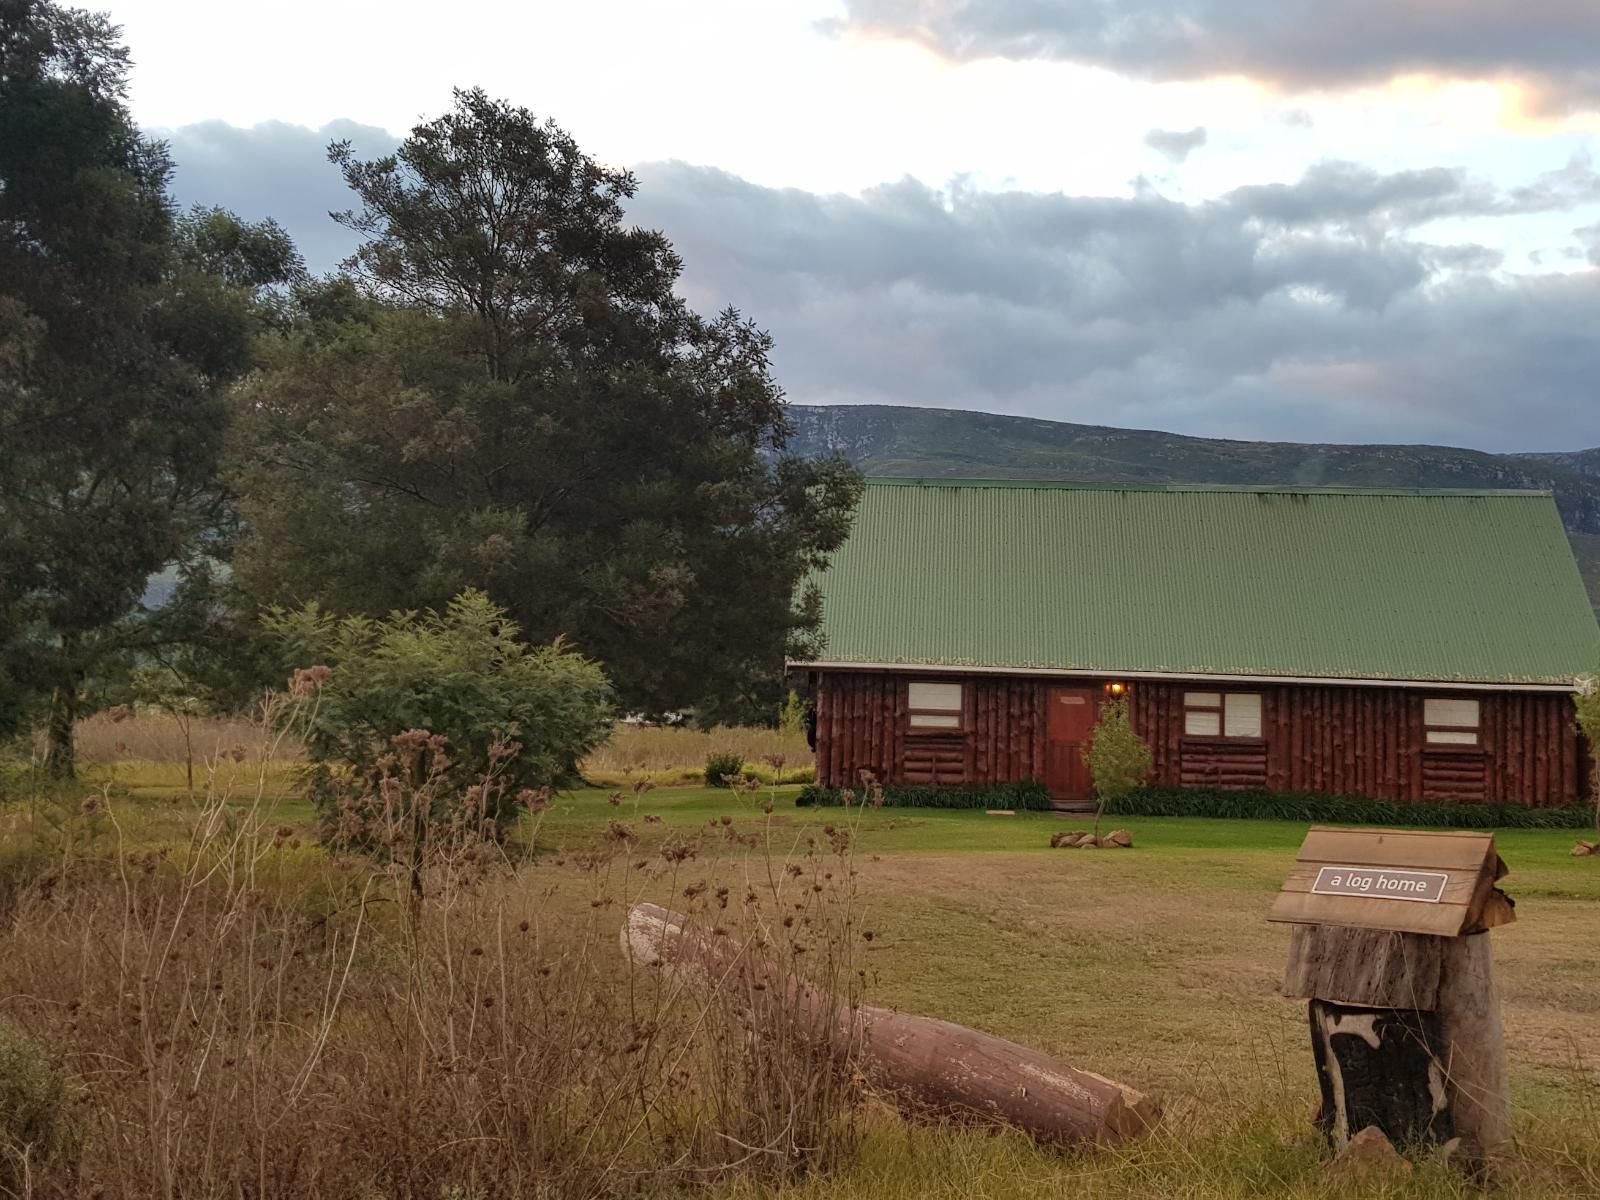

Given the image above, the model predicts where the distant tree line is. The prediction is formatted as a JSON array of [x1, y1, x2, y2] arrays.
[[0, 0, 861, 776]]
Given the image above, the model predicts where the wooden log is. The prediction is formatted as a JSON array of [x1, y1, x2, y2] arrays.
[[1309, 999, 1453, 1151], [621, 902, 1159, 1145]]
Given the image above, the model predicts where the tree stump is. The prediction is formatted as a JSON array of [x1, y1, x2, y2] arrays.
[[1285, 925, 1509, 1156]]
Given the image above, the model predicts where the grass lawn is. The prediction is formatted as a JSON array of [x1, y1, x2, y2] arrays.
[[540, 786, 1600, 1151], [115, 774, 1600, 1109]]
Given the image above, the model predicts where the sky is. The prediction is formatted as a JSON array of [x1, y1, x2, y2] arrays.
[[99, 0, 1600, 452]]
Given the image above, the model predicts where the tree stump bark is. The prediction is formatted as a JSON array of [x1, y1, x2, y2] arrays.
[[1435, 933, 1511, 1153]]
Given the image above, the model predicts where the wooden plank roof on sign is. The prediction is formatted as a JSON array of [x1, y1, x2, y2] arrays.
[[1268, 827, 1514, 938]]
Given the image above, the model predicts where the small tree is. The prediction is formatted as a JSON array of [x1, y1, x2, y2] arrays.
[[778, 689, 806, 737], [129, 666, 211, 797], [1575, 675, 1600, 835], [264, 590, 613, 848], [1082, 697, 1153, 835]]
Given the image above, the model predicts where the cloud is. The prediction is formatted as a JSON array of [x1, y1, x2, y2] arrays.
[[826, 1, 1600, 114], [1144, 126, 1207, 162], [155, 119, 1600, 451], [1579, 221, 1600, 265], [624, 161, 1600, 450], [162, 119, 397, 274], [1223, 155, 1600, 228]]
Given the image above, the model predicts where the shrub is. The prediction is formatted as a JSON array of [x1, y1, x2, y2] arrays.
[[1105, 786, 1593, 828], [704, 750, 745, 787], [1575, 676, 1600, 833], [796, 780, 1051, 811], [1082, 697, 1152, 832], [263, 590, 613, 833], [0, 1019, 67, 1189]]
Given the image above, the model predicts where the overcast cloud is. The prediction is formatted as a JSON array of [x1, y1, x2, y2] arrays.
[[829, 1, 1600, 114], [166, 119, 395, 272], [163, 120, 1600, 453], [1144, 127, 1208, 163]]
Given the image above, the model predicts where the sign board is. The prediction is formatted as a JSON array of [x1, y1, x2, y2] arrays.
[[1268, 828, 1512, 937], [1311, 866, 1448, 904]]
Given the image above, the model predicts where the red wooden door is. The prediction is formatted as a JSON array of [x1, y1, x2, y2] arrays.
[[1046, 687, 1101, 803]]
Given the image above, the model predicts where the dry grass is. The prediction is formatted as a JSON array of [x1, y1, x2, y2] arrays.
[[59, 713, 812, 789], [0, 769, 864, 1198], [6, 748, 1598, 1197], [66, 711, 304, 766], [583, 724, 814, 786]]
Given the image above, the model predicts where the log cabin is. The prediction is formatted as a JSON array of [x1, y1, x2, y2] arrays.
[[791, 480, 1600, 810]]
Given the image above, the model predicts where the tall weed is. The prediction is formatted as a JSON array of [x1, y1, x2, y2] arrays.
[[0, 705, 861, 1198]]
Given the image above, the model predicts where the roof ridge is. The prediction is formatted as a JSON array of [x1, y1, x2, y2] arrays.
[[863, 477, 1556, 498]]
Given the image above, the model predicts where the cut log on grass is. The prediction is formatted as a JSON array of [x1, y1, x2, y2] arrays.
[[621, 902, 1159, 1145], [1049, 831, 1089, 847]]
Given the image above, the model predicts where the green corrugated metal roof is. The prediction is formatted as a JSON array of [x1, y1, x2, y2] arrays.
[[802, 479, 1600, 685]]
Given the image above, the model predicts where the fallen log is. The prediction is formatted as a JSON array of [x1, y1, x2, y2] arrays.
[[621, 902, 1160, 1145]]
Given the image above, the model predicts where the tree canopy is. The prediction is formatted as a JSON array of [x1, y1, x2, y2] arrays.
[[0, 0, 301, 772], [230, 90, 861, 720]]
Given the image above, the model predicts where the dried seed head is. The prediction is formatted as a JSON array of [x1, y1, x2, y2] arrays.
[[289, 665, 332, 696]]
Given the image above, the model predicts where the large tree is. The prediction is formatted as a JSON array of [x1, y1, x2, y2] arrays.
[[0, 0, 301, 773], [230, 91, 860, 718]]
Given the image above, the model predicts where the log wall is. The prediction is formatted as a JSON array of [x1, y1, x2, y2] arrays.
[[813, 670, 1588, 808], [1130, 681, 1584, 807], [815, 672, 1049, 789]]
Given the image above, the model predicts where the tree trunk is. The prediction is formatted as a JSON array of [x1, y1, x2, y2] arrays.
[[621, 902, 1159, 1145], [44, 644, 81, 779], [181, 713, 194, 797]]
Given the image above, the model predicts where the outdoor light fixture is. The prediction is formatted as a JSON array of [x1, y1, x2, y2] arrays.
[[1105, 681, 1127, 696]]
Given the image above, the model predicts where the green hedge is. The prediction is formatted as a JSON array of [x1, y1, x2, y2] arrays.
[[1105, 786, 1593, 829], [796, 780, 1052, 811]]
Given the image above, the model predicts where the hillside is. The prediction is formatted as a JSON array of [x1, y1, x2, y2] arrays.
[[786, 404, 1600, 610]]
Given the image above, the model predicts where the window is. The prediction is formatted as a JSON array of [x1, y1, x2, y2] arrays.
[[1184, 691, 1262, 738], [1425, 697, 1480, 746], [1184, 692, 1221, 735], [909, 681, 963, 730]]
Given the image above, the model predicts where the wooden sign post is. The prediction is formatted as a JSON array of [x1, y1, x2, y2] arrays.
[[1269, 828, 1515, 1165]]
